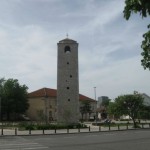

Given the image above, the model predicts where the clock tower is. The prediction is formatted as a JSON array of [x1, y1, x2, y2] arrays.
[[57, 38, 79, 124]]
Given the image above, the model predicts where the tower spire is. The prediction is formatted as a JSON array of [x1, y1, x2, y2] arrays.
[[66, 33, 69, 38]]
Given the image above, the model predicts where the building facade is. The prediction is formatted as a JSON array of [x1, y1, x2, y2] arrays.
[[142, 93, 150, 106], [27, 88, 97, 122]]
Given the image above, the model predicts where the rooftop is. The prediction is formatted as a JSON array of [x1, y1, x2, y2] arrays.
[[28, 87, 96, 103], [58, 38, 77, 44]]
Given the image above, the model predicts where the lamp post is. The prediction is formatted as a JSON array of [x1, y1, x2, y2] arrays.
[[94, 87, 96, 101], [94, 87, 97, 123]]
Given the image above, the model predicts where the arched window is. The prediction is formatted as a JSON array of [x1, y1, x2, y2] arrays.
[[64, 46, 71, 53]]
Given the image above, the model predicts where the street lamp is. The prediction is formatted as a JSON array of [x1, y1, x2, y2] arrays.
[[94, 87, 97, 101], [93, 87, 98, 123]]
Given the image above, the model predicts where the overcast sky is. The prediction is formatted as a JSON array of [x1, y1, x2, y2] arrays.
[[0, 0, 150, 100]]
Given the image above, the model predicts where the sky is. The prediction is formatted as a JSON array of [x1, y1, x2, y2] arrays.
[[0, 0, 150, 100]]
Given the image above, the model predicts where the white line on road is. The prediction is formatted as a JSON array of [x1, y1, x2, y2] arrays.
[[1, 147, 48, 150], [0, 143, 38, 146], [22, 147, 48, 149]]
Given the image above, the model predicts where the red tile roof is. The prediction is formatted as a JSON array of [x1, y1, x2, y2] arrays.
[[28, 88, 96, 103]]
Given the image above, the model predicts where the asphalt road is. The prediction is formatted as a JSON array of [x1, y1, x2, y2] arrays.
[[0, 130, 150, 150]]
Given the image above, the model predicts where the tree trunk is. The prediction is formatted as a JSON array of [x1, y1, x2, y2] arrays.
[[132, 117, 137, 128]]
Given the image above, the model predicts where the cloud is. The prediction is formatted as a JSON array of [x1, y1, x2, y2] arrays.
[[0, 24, 57, 90], [0, 0, 149, 99]]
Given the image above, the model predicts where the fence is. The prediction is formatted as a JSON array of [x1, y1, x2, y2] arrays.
[[1, 123, 150, 136]]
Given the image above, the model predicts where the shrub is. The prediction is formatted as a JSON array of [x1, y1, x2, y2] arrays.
[[18, 122, 87, 130]]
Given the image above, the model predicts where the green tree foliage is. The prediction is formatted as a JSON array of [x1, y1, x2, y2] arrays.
[[0, 78, 29, 121], [80, 101, 92, 121], [138, 105, 150, 120], [108, 102, 120, 120], [123, 0, 150, 70], [100, 98, 111, 119], [108, 94, 144, 128]]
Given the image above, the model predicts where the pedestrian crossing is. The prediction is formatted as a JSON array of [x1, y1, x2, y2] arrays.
[[0, 137, 48, 150]]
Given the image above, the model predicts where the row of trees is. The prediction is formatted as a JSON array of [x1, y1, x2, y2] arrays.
[[103, 94, 150, 128], [0, 78, 29, 121], [79, 93, 150, 128]]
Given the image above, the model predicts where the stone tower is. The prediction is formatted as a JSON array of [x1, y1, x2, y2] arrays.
[[57, 38, 79, 124]]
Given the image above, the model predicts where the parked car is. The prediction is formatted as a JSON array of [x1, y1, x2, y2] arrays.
[[104, 119, 111, 124]]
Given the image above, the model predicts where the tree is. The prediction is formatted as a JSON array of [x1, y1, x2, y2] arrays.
[[138, 105, 150, 120], [80, 101, 92, 121], [0, 78, 5, 120], [123, 0, 150, 70], [108, 94, 144, 128], [0, 78, 29, 121], [100, 98, 111, 119], [108, 102, 120, 120]]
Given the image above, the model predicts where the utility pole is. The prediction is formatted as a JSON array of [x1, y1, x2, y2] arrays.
[[94, 87, 98, 124], [94, 87, 96, 101]]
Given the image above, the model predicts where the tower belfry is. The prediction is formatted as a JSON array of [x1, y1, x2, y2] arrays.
[[57, 38, 79, 124]]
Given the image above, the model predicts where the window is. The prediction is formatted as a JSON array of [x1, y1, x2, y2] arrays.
[[64, 46, 71, 53]]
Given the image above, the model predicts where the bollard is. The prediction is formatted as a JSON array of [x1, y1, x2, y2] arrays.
[[109, 124, 110, 131], [55, 127, 56, 134], [99, 126, 101, 132], [126, 124, 128, 130], [142, 123, 144, 128], [29, 129, 31, 135], [78, 127, 80, 133], [149, 123, 150, 128], [118, 124, 120, 130], [89, 126, 91, 132], [15, 128, 17, 135], [43, 129, 45, 134], [67, 128, 69, 133], [1, 128, 3, 135]]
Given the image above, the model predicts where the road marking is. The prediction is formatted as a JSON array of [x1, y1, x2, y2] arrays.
[[22, 147, 48, 149], [0, 143, 38, 146], [1, 147, 48, 150], [0, 142, 48, 150]]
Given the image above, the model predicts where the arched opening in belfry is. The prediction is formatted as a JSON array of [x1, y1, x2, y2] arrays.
[[64, 46, 71, 53]]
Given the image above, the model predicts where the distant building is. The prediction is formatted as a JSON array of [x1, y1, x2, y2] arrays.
[[97, 96, 110, 120], [27, 88, 97, 122], [142, 93, 150, 106], [97, 96, 109, 108]]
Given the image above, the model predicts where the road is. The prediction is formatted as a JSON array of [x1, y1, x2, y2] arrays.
[[0, 130, 150, 150]]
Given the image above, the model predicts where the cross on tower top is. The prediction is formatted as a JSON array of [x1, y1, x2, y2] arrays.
[[66, 33, 69, 38]]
